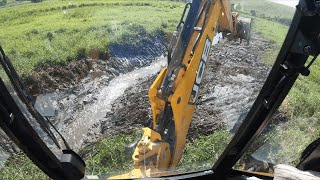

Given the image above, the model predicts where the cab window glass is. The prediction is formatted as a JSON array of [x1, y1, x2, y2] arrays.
[[0, 0, 306, 179]]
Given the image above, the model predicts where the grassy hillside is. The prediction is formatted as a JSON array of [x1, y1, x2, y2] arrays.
[[233, 1, 320, 169], [0, 0, 184, 76], [231, 0, 295, 25]]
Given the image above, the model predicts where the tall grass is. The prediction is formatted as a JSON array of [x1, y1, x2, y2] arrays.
[[84, 133, 140, 176], [179, 130, 231, 172], [0, 154, 47, 180], [236, 1, 320, 167], [0, 0, 184, 76], [84, 130, 231, 176]]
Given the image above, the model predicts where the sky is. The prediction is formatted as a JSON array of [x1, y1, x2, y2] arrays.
[[270, 0, 299, 7]]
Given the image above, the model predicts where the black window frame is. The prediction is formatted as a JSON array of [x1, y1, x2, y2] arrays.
[[0, 0, 320, 179]]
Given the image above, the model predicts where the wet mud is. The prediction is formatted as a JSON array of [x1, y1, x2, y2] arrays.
[[0, 35, 166, 156], [87, 32, 275, 147], [1, 32, 286, 164]]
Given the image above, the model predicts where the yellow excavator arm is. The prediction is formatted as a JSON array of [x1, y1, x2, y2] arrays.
[[111, 0, 251, 179]]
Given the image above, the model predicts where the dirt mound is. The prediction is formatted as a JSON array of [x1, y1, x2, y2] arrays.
[[97, 76, 154, 136], [87, 33, 276, 145], [24, 33, 166, 96], [192, 33, 273, 135], [25, 59, 103, 95], [1, 34, 166, 155]]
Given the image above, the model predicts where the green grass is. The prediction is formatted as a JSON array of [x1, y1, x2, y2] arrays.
[[254, 17, 290, 65], [262, 116, 319, 165], [84, 129, 231, 176], [234, 1, 320, 168], [0, 131, 141, 179], [0, 154, 47, 180], [231, 0, 295, 24], [179, 130, 231, 172], [0, 0, 184, 76], [0, 130, 230, 178], [274, 64, 320, 166], [84, 133, 140, 176], [253, 17, 290, 47]]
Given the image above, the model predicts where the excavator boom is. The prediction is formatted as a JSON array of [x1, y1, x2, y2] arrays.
[[111, 0, 251, 179]]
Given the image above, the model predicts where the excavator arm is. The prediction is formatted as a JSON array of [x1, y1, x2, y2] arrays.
[[112, 0, 251, 178]]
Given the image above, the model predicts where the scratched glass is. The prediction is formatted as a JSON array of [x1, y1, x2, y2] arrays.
[[0, 0, 310, 179]]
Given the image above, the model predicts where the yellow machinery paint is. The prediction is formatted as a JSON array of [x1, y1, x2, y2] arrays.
[[110, 0, 251, 179]]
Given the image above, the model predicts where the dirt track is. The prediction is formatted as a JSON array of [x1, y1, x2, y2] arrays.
[[83, 32, 275, 147]]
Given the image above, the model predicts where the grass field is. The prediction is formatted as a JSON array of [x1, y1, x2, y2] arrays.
[[232, 0, 320, 168], [1, 0, 320, 179], [232, 0, 295, 20], [0, 0, 184, 76], [0, 154, 47, 180]]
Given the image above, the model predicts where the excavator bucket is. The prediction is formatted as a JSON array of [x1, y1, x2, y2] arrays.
[[237, 16, 252, 45], [222, 16, 252, 45]]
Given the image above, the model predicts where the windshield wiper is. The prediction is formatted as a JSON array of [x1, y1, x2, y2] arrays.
[[0, 46, 68, 149], [0, 47, 85, 179]]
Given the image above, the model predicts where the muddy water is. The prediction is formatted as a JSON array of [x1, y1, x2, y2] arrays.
[[0, 32, 274, 163], [198, 36, 272, 133], [203, 74, 259, 131], [48, 57, 165, 150], [0, 35, 166, 164], [93, 33, 274, 144], [30, 33, 225, 152]]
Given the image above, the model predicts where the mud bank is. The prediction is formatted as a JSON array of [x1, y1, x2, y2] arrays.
[[56, 58, 166, 150], [0, 34, 166, 160], [1, 32, 282, 161], [36, 35, 167, 151], [25, 33, 166, 95], [86, 32, 277, 148]]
